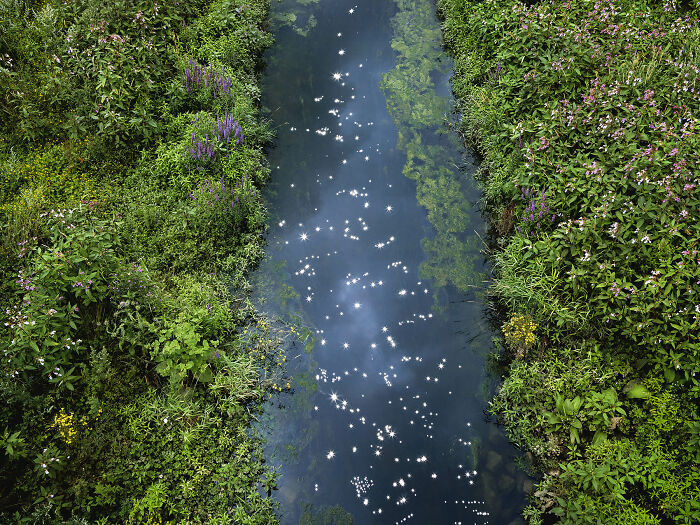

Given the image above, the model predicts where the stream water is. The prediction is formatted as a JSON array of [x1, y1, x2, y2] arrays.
[[254, 1, 531, 523]]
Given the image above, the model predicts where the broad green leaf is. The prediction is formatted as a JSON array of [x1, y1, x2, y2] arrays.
[[623, 380, 651, 399]]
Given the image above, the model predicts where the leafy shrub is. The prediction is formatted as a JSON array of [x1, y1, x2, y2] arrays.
[[116, 176, 263, 277], [491, 233, 592, 337], [0, 143, 102, 264], [168, 273, 235, 338], [181, 0, 273, 77], [1, 0, 210, 152], [3, 207, 125, 391], [127, 481, 173, 525], [150, 316, 217, 384]]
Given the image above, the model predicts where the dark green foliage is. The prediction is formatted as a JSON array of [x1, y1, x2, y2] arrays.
[[1, 0, 207, 153], [0, 0, 282, 523]]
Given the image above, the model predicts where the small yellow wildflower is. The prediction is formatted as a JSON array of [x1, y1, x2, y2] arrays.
[[51, 409, 78, 445], [503, 313, 538, 357]]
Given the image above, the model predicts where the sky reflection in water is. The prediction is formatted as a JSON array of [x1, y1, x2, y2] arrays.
[[255, 1, 531, 524]]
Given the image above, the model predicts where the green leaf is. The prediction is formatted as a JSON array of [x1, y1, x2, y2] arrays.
[[572, 396, 582, 412], [196, 367, 213, 383], [564, 399, 574, 416], [602, 388, 618, 404], [555, 395, 564, 413], [623, 380, 651, 399], [663, 367, 676, 382], [570, 427, 580, 444], [545, 411, 561, 425], [592, 430, 608, 447]]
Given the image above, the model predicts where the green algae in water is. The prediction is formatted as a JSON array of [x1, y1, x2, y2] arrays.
[[271, 0, 320, 37], [255, 0, 531, 521], [299, 504, 354, 525], [381, 0, 484, 294]]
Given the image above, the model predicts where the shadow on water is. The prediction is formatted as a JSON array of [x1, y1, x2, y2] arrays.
[[253, 0, 534, 523]]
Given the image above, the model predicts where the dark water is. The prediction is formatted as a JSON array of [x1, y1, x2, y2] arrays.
[[255, 1, 531, 523]]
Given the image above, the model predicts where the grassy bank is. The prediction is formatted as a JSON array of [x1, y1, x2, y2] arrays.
[[0, 0, 285, 522], [437, 0, 699, 523]]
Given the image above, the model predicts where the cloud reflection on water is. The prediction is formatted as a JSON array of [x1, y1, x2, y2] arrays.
[[254, 1, 530, 524]]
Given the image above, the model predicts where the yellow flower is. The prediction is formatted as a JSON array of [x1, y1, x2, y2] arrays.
[[51, 409, 78, 444], [503, 313, 538, 357]]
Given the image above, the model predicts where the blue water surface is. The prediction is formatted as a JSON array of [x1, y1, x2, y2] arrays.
[[255, 1, 532, 523]]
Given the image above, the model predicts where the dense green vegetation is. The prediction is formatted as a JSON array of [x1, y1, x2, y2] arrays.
[[437, 0, 700, 523], [0, 0, 285, 522]]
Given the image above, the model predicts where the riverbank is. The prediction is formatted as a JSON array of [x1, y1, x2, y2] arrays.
[[0, 0, 284, 522], [437, 0, 699, 523]]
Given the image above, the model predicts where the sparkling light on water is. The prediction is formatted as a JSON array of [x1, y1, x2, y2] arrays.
[[256, 1, 529, 523]]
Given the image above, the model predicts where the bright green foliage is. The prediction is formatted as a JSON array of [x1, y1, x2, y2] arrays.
[[151, 317, 217, 383], [0, 0, 282, 522], [546, 395, 584, 445], [438, 0, 700, 521]]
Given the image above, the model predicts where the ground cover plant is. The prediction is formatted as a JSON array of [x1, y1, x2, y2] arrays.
[[0, 0, 286, 522], [437, 0, 700, 523]]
